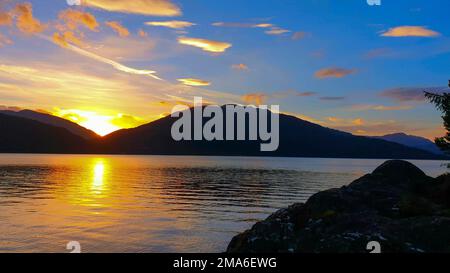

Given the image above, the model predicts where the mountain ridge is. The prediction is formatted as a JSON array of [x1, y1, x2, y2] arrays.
[[0, 107, 447, 160], [372, 133, 443, 155], [0, 109, 99, 140], [97, 107, 446, 159]]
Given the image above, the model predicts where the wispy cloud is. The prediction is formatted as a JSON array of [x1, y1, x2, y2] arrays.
[[178, 78, 211, 86], [364, 48, 394, 59], [46, 35, 161, 80], [212, 22, 272, 28], [178, 37, 232, 53], [315, 67, 356, 79], [231, 63, 249, 71], [271, 90, 317, 99], [322, 116, 415, 136], [320, 96, 346, 101], [83, 0, 181, 16], [297, 92, 317, 97], [380, 86, 445, 102], [212, 21, 291, 36], [381, 26, 440, 37], [105, 21, 130, 37], [0, 33, 12, 47], [240, 90, 317, 103], [292, 31, 307, 40], [349, 104, 413, 111], [145, 21, 195, 29], [241, 93, 269, 105], [265, 27, 290, 35]]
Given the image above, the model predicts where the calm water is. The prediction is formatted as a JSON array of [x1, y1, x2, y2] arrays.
[[0, 154, 447, 253]]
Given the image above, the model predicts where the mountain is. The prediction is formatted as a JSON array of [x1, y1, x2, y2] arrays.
[[0, 106, 445, 159], [0, 110, 99, 140], [0, 113, 88, 153], [98, 107, 445, 159], [372, 133, 443, 155]]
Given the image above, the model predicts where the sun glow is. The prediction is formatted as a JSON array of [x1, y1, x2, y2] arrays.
[[80, 115, 120, 137], [54, 109, 121, 136], [93, 161, 105, 189]]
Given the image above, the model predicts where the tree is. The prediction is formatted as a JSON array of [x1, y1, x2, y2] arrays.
[[425, 81, 450, 154]]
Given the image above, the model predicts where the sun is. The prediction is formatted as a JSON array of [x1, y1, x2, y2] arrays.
[[55, 109, 121, 136], [80, 116, 121, 136]]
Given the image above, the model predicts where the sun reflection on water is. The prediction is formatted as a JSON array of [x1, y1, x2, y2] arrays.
[[93, 161, 105, 189]]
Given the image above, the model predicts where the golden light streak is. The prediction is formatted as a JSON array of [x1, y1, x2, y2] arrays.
[[178, 37, 232, 53]]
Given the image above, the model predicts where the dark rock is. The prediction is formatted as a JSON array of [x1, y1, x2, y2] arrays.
[[226, 160, 450, 253]]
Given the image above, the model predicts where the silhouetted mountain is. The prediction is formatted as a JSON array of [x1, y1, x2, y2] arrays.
[[0, 110, 99, 140], [0, 107, 445, 159], [372, 133, 443, 155], [98, 107, 445, 159], [0, 113, 88, 153]]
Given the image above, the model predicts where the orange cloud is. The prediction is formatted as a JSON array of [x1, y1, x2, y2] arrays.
[[177, 78, 211, 87], [232, 63, 248, 70], [353, 118, 365, 126], [13, 3, 45, 34], [327, 117, 342, 123], [58, 9, 99, 32], [138, 29, 148, 37], [381, 26, 440, 37], [241, 93, 269, 105], [178, 37, 232, 53], [315, 67, 356, 79], [53, 31, 83, 47], [105, 21, 130, 37], [0, 11, 12, 26], [83, 0, 181, 16], [145, 21, 195, 29], [254, 23, 274, 28]]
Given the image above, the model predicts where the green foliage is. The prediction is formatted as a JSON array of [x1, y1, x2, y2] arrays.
[[425, 90, 450, 154]]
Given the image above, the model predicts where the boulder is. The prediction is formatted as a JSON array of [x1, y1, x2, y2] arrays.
[[226, 160, 450, 253]]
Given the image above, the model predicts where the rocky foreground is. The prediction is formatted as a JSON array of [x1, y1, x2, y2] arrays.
[[227, 160, 450, 253]]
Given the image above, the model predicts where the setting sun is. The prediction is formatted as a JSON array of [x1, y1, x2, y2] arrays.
[[80, 115, 120, 136], [55, 109, 121, 136]]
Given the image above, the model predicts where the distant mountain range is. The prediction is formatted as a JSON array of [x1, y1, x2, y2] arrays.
[[0, 110, 99, 140], [0, 113, 89, 153], [372, 133, 443, 155], [0, 108, 446, 159]]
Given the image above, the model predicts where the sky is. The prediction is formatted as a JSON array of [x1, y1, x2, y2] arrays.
[[0, 0, 449, 138]]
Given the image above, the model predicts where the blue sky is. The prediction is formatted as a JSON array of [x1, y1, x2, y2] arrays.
[[0, 0, 449, 137]]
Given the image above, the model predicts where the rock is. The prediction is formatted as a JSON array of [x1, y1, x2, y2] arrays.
[[226, 160, 450, 253]]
